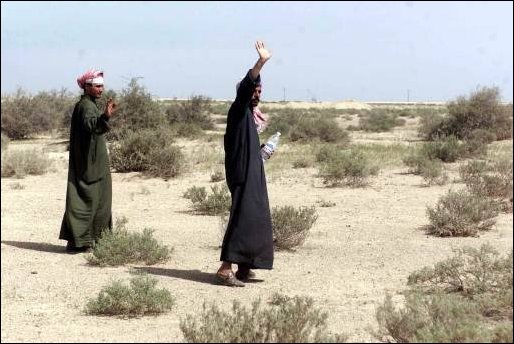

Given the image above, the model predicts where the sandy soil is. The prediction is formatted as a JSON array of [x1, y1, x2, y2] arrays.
[[1, 127, 512, 342]]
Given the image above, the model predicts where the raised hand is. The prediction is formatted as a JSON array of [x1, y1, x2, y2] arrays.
[[105, 97, 117, 117], [255, 41, 272, 63]]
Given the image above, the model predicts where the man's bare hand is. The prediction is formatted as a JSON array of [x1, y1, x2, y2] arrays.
[[255, 41, 272, 63], [105, 97, 117, 117]]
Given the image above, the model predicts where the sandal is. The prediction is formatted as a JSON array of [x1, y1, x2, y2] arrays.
[[216, 271, 245, 287]]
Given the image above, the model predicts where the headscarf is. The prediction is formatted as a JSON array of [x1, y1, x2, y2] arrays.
[[236, 81, 268, 133], [77, 69, 104, 89]]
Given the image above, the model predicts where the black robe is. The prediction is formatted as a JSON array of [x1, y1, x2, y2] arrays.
[[221, 71, 274, 269]]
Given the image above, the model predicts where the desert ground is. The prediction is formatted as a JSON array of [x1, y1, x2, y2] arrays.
[[1, 101, 512, 342]]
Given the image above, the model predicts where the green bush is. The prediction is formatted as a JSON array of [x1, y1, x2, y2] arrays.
[[183, 184, 231, 216], [1, 149, 52, 178], [1, 88, 75, 139], [87, 217, 172, 266], [376, 291, 491, 343], [290, 116, 349, 144], [425, 189, 499, 237], [358, 111, 405, 132], [110, 128, 184, 179], [420, 135, 466, 162], [113, 78, 166, 132], [429, 87, 512, 142], [180, 294, 347, 343], [418, 112, 447, 141], [319, 150, 379, 187], [166, 95, 214, 130], [85, 274, 174, 317], [271, 206, 318, 250], [315, 144, 341, 163], [171, 122, 204, 139]]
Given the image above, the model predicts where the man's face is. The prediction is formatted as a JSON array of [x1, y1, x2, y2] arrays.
[[251, 85, 262, 107], [85, 83, 104, 98]]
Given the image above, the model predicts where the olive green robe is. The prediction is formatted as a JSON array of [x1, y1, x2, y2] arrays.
[[59, 94, 112, 248]]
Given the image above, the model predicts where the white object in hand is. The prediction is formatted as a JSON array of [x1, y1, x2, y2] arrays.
[[261, 132, 281, 162]]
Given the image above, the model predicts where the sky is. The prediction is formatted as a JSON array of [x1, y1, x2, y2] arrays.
[[1, 1, 513, 102]]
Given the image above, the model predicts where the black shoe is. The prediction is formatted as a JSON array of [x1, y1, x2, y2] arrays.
[[235, 268, 256, 281], [66, 242, 92, 253]]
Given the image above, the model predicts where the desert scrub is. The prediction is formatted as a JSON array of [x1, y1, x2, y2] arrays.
[[403, 153, 448, 186], [424, 189, 499, 237], [271, 206, 318, 250], [459, 159, 513, 212], [1, 149, 52, 178], [166, 95, 214, 130], [376, 244, 513, 343], [85, 274, 174, 317], [358, 111, 405, 132], [210, 170, 224, 183], [319, 150, 379, 187], [87, 217, 172, 266], [1, 132, 9, 151], [408, 244, 513, 299], [180, 294, 347, 343], [110, 128, 184, 179], [183, 184, 231, 215]]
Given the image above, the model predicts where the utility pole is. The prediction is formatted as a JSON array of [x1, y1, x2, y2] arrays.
[[407, 89, 410, 102], [283, 87, 286, 102]]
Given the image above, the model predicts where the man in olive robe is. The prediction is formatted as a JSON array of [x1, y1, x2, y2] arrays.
[[218, 41, 274, 286], [59, 69, 116, 252]]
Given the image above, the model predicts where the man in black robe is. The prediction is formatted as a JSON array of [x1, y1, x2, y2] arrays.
[[59, 69, 116, 253], [218, 41, 274, 286]]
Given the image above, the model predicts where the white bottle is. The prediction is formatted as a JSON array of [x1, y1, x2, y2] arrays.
[[261, 132, 281, 162]]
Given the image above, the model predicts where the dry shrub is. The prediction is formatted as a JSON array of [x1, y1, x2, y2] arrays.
[[376, 244, 513, 343], [425, 189, 499, 237], [1, 149, 52, 178], [210, 170, 224, 183], [85, 274, 174, 317], [87, 217, 172, 266], [290, 116, 349, 144], [271, 206, 318, 250], [358, 111, 405, 132], [166, 95, 214, 130], [113, 78, 166, 132], [420, 87, 512, 142], [110, 128, 184, 179], [460, 159, 513, 212], [403, 153, 448, 186], [180, 294, 347, 343], [1, 88, 75, 139], [183, 184, 231, 216], [319, 150, 379, 187]]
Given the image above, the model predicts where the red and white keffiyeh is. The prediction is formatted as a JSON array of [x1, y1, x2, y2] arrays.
[[77, 69, 104, 89]]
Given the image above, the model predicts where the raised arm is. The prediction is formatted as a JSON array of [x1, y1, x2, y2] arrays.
[[250, 41, 272, 81]]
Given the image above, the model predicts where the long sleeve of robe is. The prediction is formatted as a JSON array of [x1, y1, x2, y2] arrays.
[[221, 71, 274, 269], [59, 95, 112, 248]]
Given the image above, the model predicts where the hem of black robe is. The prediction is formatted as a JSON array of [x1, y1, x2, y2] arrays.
[[220, 253, 273, 270], [59, 215, 113, 248]]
